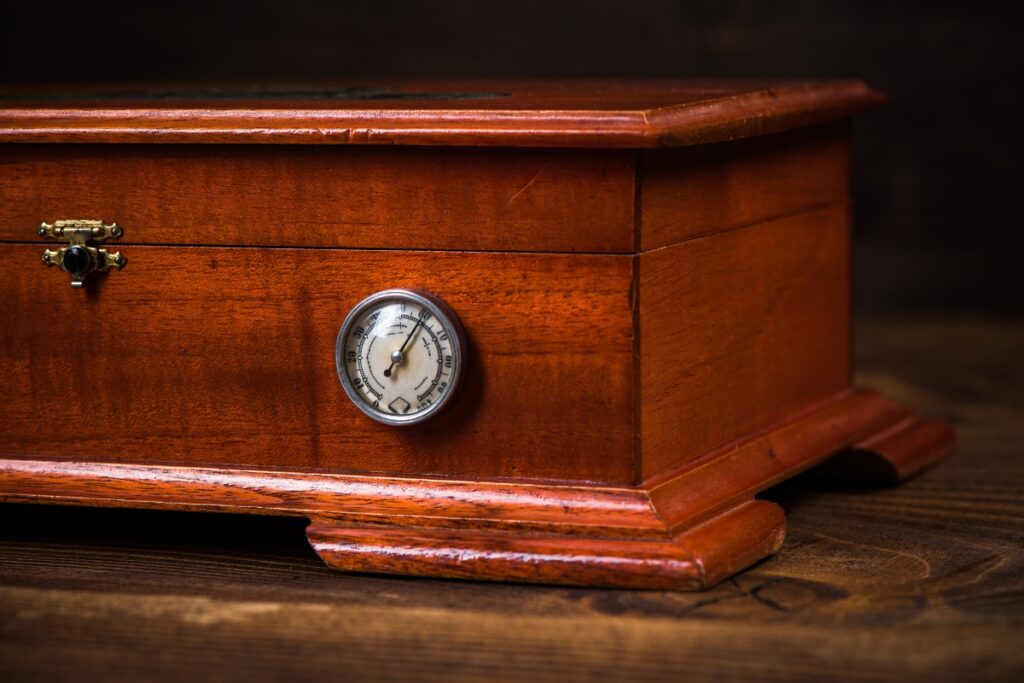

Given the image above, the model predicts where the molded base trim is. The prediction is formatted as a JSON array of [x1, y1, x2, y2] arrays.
[[0, 389, 953, 589]]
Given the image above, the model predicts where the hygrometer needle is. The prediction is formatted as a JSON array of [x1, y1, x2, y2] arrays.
[[384, 316, 424, 377]]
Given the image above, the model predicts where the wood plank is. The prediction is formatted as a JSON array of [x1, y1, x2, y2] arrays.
[[0, 245, 635, 483], [640, 123, 849, 250], [0, 145, 635, 252], [638, 205, 851, 480], [0, 80, 884, 148]]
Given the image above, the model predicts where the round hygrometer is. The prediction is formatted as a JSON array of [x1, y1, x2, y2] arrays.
[[335, 289, 466, 425]]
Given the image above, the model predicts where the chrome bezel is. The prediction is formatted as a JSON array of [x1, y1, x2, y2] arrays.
[[335, 289, 467, 426]]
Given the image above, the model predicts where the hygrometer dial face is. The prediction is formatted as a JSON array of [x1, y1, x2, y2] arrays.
[[335, 290, 466, 425]]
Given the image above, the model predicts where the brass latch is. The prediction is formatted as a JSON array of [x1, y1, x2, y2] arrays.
[[39, 220, 127, 288]]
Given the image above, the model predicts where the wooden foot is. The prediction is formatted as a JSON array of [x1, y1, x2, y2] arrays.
[[307, 389, 952, 589], [851, 415, 957, 482], [796, 415, 957, 487], [307, 499, 786, 590], [0, 389, 954, 590], [672, 500, 788, 589]]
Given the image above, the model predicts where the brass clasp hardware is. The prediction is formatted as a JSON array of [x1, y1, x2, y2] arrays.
[[39, 220, 127, 288]]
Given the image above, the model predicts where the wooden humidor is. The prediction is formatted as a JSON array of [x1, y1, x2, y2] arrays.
[[0, 81, 954, 589]]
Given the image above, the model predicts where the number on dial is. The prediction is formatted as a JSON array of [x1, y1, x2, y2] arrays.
[[335, 290, 464, 425]]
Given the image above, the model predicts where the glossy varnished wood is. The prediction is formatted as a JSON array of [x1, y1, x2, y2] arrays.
[[0, 128, 859, 485], [638, 204, 851, 479], [0, 80, 884, 147], [0, 459, 661, 536], [0, 145, 636, 252], [0, 124, 853, 254], [0, 245, 635, 482], [639, 123, 850, 250], [0, 202, 854, 486]]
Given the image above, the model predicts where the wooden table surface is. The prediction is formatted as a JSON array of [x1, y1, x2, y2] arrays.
[[1, 317, 1021, 682]]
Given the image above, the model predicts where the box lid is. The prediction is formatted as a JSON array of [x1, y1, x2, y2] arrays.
[[0, 80, 883, 148]]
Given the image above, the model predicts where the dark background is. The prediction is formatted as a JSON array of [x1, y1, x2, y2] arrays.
[[2, 1, 1020, 314]]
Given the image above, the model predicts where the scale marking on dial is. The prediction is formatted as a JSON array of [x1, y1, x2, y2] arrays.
[[335, 289, 465, 426]]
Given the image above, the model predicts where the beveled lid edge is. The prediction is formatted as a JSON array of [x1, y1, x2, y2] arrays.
[[0, 80, 886, 148]]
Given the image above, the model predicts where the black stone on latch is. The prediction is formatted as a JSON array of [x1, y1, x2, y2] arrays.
[[62, 246, 92, 275]]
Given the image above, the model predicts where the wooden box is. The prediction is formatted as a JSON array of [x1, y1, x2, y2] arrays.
[[0, 81, 954, 589]]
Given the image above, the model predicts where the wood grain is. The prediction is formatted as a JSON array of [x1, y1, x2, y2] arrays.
[[0, 245, 635, 482], [0, 145, 635, 253], [639, 123, 849, 250], [0, 80, 884, 147], [0, 459, 662, 537], [0, 316, 1014, 682], [306, 524, 704, 590], [647, 393, 952, 530], [638, 204, 851, 480]]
